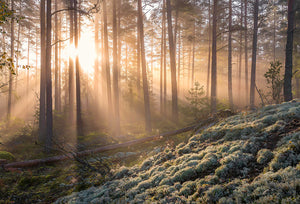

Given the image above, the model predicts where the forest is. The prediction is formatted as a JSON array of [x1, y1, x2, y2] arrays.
[[0, 0, 299, 203]]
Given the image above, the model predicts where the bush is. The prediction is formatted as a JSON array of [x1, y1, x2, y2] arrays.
[[264, 60, 284, 104], [0, 151, 15, 161], [185, 82, 210, 121]]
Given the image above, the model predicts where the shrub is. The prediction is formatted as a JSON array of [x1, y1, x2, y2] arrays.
[[0, 151, 15, 161]]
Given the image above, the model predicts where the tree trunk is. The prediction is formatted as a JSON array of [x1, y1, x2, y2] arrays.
[[283, 0, 295, 102], [177, 25, 181, 94], [228, 0, 233, 109], [138, 0, 152, 132], [58, 3, 62, 111], [74, 0, 83, 136], [94, 12, 100, 100], [192, 1, 196, 86], [273, 0, 276, 61], [244, 0, 249, 104], [15, 4, 21, 94], [113, 0, 121, 135], [207, 0, 211, 97], [35, 26, 38, 89], [117, 0, 122, 80], [27, 29, 30, 97], [54, 0, 59, 111], [39, 0, 46, 143], [160, 0, 165, 114], [7, 0, 14, 122], [211, 0, 218, 114], [137, 17, 141, 91], [166, 0, 178, 121], [163, 0, 167, 115], [45, 0, 53, 151], [192, 22, 195, 86], [103, 0, 112, 111], [250, 0, 259, 109], [238, 0, 243, 103], [68, 0, 75, 121]]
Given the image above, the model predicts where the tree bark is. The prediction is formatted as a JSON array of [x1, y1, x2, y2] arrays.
[[138, 0, 152, 132], [166, 0, 178, 120], [284, 0, 295, 102], [250, 0, 259, 109]]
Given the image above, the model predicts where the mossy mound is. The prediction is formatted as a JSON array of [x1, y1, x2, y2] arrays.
[[56, 100, 300, 203], [0, 151, 15, 161]]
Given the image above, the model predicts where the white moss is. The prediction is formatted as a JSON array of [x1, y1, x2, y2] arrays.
[[257, 149, 274, 165], [55, 100, 300, 204]]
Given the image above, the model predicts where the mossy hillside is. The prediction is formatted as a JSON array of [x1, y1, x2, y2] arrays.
[[56, 100, 300, 203]]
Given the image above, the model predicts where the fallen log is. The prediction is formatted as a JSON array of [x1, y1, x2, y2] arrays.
[[3, 118, 215, 169]]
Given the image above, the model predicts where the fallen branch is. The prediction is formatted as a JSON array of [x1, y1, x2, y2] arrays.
[[3, 118, 216, 169]]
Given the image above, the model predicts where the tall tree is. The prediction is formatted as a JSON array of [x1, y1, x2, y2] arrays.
[[7, 0, 14, 122], [238, 0, 243, 102], [136, 15, 141, 90], [160, 0, 165, 114], [207, 0, 211, 97], [138, 0, 151, 132], [39, 0, 46, 142], [244, 0, 249, 104], [228, 0, 233, 109], [250, 0, 259, 109], [102, 0, 112, 112], [74, 0, 83, 136], [68, 0, 75, 121], [163, 0, 167, 114], [54, 0, 59, 111], [211, 0, 217, 114], [45, 0, 53, 150], [113, 0, 120, 135], [283, 0, 295, 101], [94, 11, 100, 100], [166, 0, 178, 120]]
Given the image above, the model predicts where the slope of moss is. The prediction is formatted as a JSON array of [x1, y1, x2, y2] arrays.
[[56, 100, 300, 203]]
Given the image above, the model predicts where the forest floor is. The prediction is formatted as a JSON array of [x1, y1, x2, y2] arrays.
[[1, 100, 300, 203], [0, 111, 194, 203]]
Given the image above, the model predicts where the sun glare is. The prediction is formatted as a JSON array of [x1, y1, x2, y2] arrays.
[[63, 31, 96, 74]]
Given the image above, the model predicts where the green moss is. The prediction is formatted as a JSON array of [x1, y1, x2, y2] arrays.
[[0, 151, 15, 161]]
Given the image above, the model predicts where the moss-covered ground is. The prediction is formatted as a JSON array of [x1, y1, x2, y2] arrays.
[[55, 100, 300, 203], [0, 116, 193, 203], [1, 100, 299, 203]]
